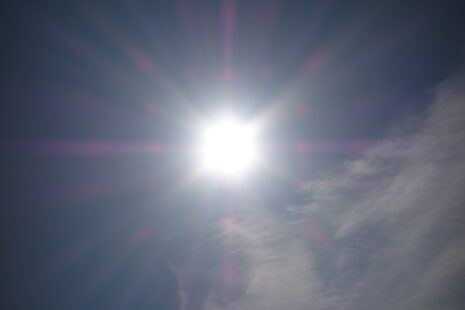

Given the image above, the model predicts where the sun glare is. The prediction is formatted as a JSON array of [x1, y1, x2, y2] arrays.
[[198, 116, 259, 178]]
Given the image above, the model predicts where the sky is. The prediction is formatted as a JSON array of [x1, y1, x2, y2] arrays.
[[1, 1, 465, 309]]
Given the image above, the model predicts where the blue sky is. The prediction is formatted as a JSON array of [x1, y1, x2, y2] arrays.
[[1, 1, 464, 309]]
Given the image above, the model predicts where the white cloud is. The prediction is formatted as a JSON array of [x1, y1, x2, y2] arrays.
[[175, 73, 465, 310], [292, 73, 465, 309], [174, 210, 319, 310]]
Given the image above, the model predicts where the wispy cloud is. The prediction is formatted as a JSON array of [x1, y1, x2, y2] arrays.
[[174, 212, 318, 310], [291, 73, 465, 310], [175, 73, 465, 310]]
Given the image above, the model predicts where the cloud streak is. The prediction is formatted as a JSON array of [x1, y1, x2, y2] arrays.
[[292, 72, 465, 310], [175, 73, 465, 310]]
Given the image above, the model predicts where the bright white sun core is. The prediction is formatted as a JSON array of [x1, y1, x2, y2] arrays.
[[196, 115, 260, 178]]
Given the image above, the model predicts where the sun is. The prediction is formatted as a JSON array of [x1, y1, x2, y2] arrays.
[[197, 115, 260, 178]]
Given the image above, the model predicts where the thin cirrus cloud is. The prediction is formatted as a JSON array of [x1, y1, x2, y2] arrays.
[[290, 72, 465, 310], [176, 72, 465, 310]]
